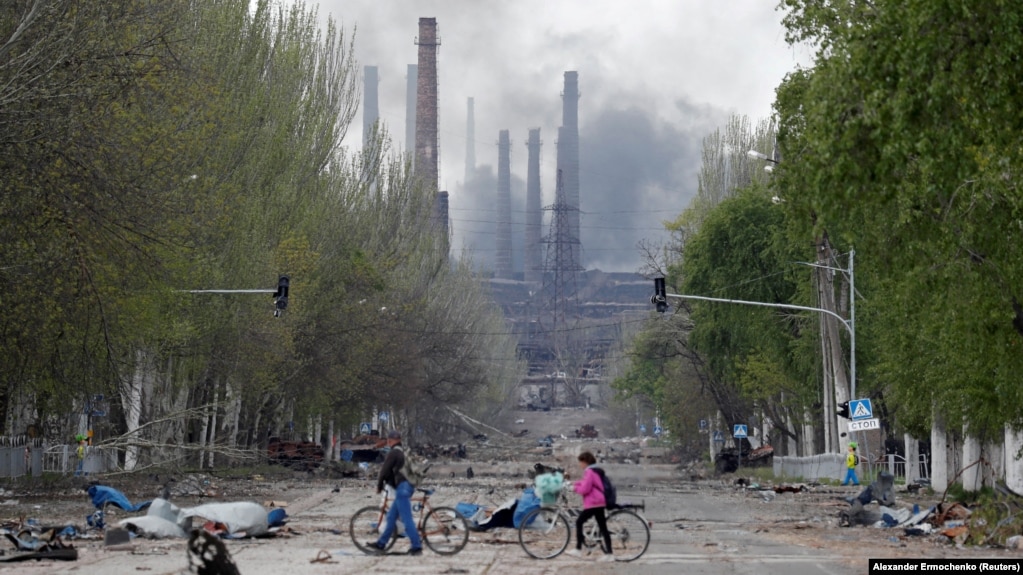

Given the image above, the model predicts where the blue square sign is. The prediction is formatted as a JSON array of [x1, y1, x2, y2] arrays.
[[733, 424, 748, 439], [850, 399, 873, 421], [712, 430, 725, 442], [360, 422, 371, 435], [699, 419, 708, 430]]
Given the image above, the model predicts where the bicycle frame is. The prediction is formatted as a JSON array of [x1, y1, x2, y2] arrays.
[[371, 489, 434, 534]]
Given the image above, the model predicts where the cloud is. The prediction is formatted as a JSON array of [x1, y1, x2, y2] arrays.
[[313, 0, 809, 270]]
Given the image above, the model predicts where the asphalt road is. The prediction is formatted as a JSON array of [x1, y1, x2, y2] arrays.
[[30, 481, 868, 575]]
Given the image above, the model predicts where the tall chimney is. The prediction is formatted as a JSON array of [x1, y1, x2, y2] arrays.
[[495, 130, 513, 279], [561, 71, 581, 267], [465, 97, 476, 184], [362, 66, 379, 149], [434, 190, 449, 236], [414, 18, 440, 191], [405, 64, 418, 157], [525, 128, 543, 283]]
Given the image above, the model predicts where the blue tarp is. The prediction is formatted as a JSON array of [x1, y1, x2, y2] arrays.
[[512, 488, 540, 529], [87, 485, 152, 512]]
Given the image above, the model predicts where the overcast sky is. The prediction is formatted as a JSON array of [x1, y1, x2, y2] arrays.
[[316, 1, 809, 272]]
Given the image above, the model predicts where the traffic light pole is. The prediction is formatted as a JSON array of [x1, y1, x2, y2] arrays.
[[185, 275, 290, 317], [653, 250, 857, 444]]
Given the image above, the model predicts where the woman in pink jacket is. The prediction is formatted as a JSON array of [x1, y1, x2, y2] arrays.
[[567, 451, 613, 561]]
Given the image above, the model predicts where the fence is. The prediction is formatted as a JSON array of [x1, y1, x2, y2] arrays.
[[42, 445, 119, 476], [774, 452, 930, 483], [864, 453, 930, 483], [773, 453, 846, 481], [0, 446, 43, 478]]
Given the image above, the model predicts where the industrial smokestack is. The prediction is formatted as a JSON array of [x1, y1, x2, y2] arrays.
[[525, 128, 542, 284], [465, 97, 476, 184], [362, 66, 379, 149], [405, 64, 417, 157], [414, 18, 440, 191], [561, 71, 581, 268], [495, 130, 513, 280], [434, 191, 449, 236]]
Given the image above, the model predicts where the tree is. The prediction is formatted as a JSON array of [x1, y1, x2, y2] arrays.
[[774, 0, 1023, 438]]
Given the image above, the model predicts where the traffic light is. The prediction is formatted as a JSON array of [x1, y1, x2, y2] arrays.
[[837, 401, 850, 419], [273, 275, 289, 316], [651, 277, 668, 313]]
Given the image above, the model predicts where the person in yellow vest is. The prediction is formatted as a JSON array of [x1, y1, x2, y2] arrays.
[[842, 442, 860, 486]]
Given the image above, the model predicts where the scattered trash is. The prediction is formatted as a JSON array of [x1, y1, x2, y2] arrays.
[[264, 500, 288, 508], [104, 528, 132, 547], [186, 502, 270, 537], [187, 529, 240, 575], [310, 549, 337, 564], [773, 484, 808, 494], [87, 485, 152, 513], [904, 524, 933, 536]]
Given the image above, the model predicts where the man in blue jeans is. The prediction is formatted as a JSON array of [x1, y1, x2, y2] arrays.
[[365, 430, 422, 555]]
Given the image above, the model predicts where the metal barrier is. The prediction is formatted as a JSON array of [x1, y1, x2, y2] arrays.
[[864, 453, 929, 483], [42, 445, 118, 476]]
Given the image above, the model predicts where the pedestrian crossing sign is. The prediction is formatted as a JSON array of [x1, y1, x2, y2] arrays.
[[733, 424, 748, 439], [850, 399, 873, 421], [712, 430, 724, 442], [360, 422, 371, 435]]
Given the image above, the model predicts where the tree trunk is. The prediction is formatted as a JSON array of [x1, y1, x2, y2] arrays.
[[122, 349, 148, 471], [326, 419, 334, 462], [961, 423, 981, 492], [207, 383, 220, 469], [931, 408, 948, 492], [1005, 426, 1023, 494]]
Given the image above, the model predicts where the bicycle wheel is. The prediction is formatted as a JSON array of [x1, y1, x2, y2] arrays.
[[518, 507, 570, 560], [604, 509, 650, 561], [421, 506, 469, 555], [350, 506, 397, 553]]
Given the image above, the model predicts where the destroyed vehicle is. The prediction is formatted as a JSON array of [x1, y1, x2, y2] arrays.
[[267, 438, 323, 470], [575, 424, 599, 438], [337, 434, 389, 463], [713, 439, 773, 474]]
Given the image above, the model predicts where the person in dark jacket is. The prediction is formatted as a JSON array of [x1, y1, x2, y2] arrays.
[[366, 430, 422, 555]]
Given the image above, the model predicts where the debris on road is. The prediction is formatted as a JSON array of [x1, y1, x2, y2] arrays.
[[187, 529, 240, 575]]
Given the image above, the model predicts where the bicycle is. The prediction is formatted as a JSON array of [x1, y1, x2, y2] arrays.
[[350, 486, 469, 555], [518, 484, 650, 562]]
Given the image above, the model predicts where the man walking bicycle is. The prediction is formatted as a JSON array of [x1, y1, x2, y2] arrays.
[[365, 430, 423, 555]]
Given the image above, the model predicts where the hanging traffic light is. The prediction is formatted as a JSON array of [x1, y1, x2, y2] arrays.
[[274, 275, 290, 316], [651, 277, 668, 313], [837, 401, 850, 419]]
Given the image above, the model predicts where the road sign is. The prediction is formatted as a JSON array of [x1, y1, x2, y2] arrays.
[[359, 422, 371, 435], [733, 424, 748, 439], [850, 399, 873, 421], [848, 418, 880, 432], [639, 424, 647, 434], [712, 430, 725, 442], [653, 426, 663, 436], [378, 411, 389, 422], [699, 419, 708, 430]]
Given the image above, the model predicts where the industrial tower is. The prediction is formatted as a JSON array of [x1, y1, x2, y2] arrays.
[[495, 130, 513, 279], [524, 128, 543, 284]]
